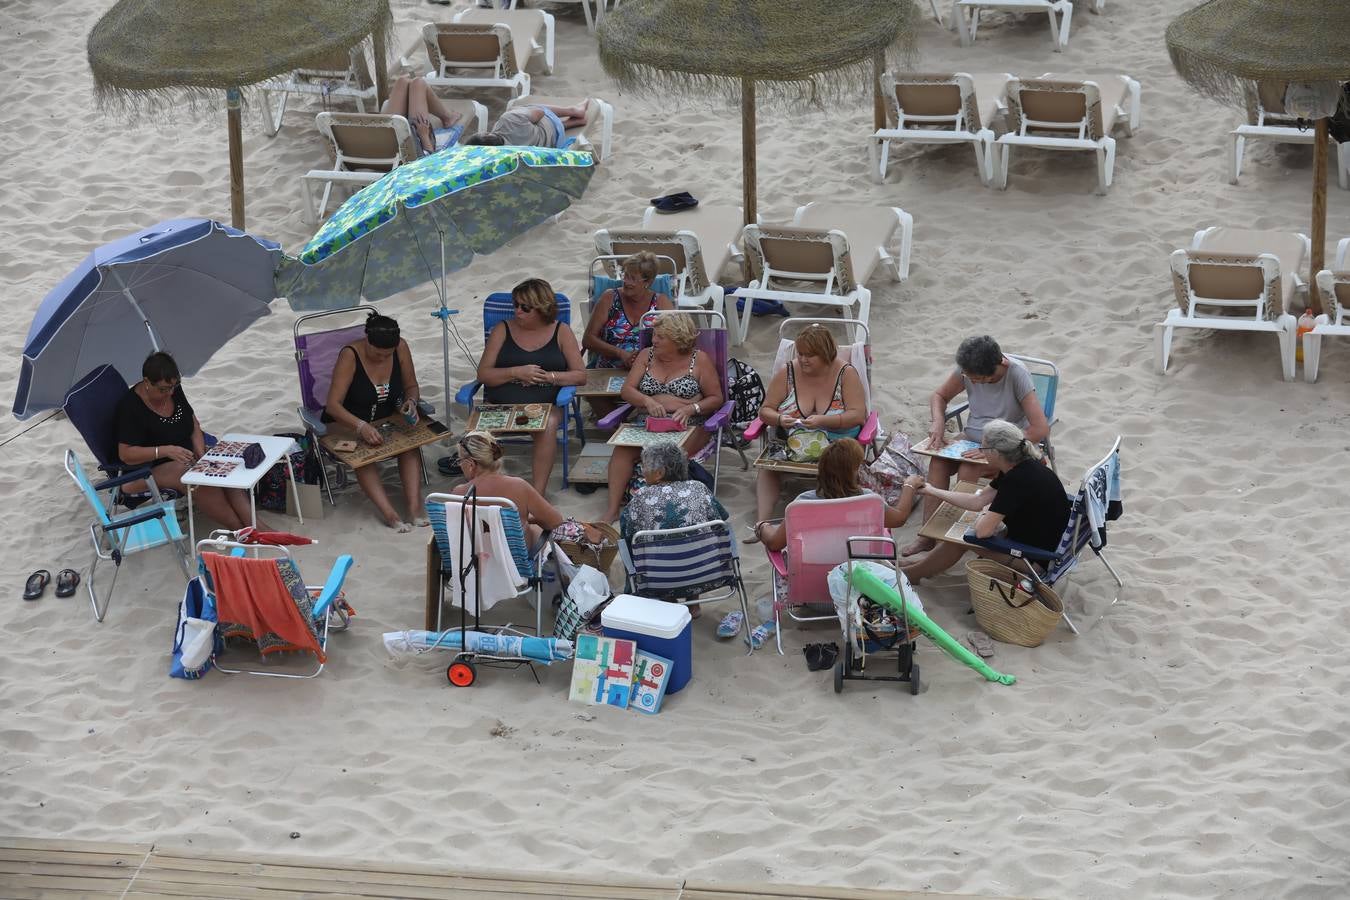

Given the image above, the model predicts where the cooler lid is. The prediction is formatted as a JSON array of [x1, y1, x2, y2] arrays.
[[601, 593, 691, 638]]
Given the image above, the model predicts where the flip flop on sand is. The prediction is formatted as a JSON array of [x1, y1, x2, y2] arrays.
[[966, 630, 995, 659], [54, 569, 80, 598], [749, 621, 776, 650], [716, 611, 744, 638], [23, 569, 50, 601]]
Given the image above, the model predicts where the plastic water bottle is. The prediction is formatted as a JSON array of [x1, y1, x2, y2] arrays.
[[1296, 308, 1316, 364]]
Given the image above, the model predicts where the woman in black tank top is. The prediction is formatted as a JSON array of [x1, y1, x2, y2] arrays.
[[323, 313, 427, 532], [475, 278, 587, 495]]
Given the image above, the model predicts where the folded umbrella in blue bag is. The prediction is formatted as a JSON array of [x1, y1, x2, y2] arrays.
[[170, 577, 221, 680]]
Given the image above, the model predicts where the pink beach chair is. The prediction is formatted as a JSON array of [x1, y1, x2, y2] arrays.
[[765, 493, 889, 655]]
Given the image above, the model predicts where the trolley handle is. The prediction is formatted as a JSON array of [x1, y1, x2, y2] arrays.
[[846, 534, 898, 562]]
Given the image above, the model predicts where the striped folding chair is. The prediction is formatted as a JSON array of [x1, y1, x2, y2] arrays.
[[619, 519, 753, 652]]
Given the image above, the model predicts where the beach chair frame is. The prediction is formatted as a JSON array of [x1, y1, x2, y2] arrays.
[[260, 44, 378, 137], [593, 229, 725, 318], [1230, 81, 1350, 191], [953, 0, 1102, 52], [872, 72, 1008, 185], [301, 112, 419, 224], [1305, 238, 1350, 382], [423, 22, 531, 98]]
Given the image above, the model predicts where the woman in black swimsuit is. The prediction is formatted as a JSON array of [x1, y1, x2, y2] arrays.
[[602, 313, 722, 523], [324, 313, 426, 532], [476, 278, 586, 495]]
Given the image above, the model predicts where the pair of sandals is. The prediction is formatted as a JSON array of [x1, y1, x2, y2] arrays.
[[716, 611, 776, 648], [24, 568, 79, 601], [650, 191, 698, 213]]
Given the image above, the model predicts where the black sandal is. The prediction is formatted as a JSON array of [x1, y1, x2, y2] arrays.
[[55, 569, 81, 599], [23, 569, 50, 601]]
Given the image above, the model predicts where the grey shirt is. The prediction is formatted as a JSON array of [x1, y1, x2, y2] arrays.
[[491, 108, 554, 147], [960, 357, 1033, 440]]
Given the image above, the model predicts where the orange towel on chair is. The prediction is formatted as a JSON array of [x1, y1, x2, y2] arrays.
[[202, 553, 325, 662]]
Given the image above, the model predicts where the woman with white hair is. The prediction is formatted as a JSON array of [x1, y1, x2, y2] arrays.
[[620, 443, 728, 541], [900, 419, 1070, 583]]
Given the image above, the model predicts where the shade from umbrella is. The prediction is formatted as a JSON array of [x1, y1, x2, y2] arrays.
[[1166, 0, 1350, 312], [13, 219, 281, 420], [597, 0, 917, 223], [276, 144, 596, 410], [88, 0, 393, 229]]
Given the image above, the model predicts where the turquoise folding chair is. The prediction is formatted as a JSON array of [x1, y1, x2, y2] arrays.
[[64, 448, 190, 622], [945, 353, 1059, 470]]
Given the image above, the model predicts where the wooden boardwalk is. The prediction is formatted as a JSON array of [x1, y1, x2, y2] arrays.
[[0, 837, 1023, 900]]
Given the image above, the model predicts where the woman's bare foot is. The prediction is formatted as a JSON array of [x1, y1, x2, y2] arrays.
[[900, 536, 936, 557], [383, 511, 413, 533]]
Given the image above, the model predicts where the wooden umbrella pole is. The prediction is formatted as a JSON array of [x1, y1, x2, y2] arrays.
[[226, 87, 245, 229], [372, 28, 389, 108], [1310, 116, 1328, 316], [873, 52, 886, 132], [742, 77, 757, 227]]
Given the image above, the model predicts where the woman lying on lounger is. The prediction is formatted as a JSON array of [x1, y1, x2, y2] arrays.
[[899, 419, 1069, 583], [461, 101, 591, 148], [382, 74, 465, 156]]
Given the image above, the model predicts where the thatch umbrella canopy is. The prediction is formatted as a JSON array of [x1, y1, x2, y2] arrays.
[[597, 0, 918, 225], [1166, 0, 1350, 313], [88, 0, 393, 229]]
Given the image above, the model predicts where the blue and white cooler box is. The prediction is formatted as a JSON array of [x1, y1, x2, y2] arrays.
[[601, 594, 692, 694]]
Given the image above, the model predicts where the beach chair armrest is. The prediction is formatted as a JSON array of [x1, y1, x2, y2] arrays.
[[943, 401, 969, 425], [455, 381, 482, 406], [859, 411, 880, 446], [103, 506, 169, 532], [310, 554, 355, 619], [962, 530, 1055, 562], [299, 406, 328, 436], [766, 548, 788, 577], [703, 400, 734, 430], [597, 403, 633, 429], [93, 467, 154, 492], [743, 418, 765, 441], [555, 386, 577, 406]]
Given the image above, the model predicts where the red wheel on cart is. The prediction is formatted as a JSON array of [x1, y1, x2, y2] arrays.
[[447, 656, 477, 687]]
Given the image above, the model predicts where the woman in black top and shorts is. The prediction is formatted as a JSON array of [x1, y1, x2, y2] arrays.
[[475, 278, 586, 495], [324, 313, 426, 532], [900, 419, 1070, 583], [116, 352, 257, 531]]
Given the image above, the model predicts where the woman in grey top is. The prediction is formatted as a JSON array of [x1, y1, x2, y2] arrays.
[[462, 101, 592, 148], [903, 335, 1049, 556]]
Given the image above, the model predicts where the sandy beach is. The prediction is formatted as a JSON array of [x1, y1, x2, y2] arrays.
[[3, 0, 1349, 896]]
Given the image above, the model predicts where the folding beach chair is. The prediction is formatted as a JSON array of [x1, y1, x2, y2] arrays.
[[963, 436, 1124, 634], [454, 290, 586, 488], [596, 309, 736, 490], [507, 94, 615, 160], [293, 305, 433, 504], [197, 536, 354, 678], [742, 318, 882, 476], [620, 519, 753, 652], [1306, 238, 1350, 382], [737, 202, 912, 345], [871, 72, 1013, 185], [64, 448, 190, 623], [765, 493, 888, 655], [593, 229, 725, 317], [260, 43, 378, 137], [1230, 81, 1350, 190], [995, 74, 1141, 194], [1155, 226, 1309, 382], [943, 353, 1060, 471], [426, 492, 553, 635]]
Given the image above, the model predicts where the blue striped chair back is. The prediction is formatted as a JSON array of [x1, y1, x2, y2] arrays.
[[428, 499, 534, 579], [482, 291, 572, 339], [626, 521, 736, 599]]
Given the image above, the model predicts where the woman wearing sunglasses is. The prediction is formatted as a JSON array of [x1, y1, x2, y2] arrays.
[[475, 278, 586, 496], [115, 351, 258, 531]]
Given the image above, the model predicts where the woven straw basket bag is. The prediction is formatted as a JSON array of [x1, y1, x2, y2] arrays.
[[965, 558, 1063, 647]]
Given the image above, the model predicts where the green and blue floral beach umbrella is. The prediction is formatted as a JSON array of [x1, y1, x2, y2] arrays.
[[279, 144, 596, 310]]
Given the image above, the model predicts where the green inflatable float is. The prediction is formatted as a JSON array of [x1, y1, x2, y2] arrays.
[[845, 566, 1016, 686]]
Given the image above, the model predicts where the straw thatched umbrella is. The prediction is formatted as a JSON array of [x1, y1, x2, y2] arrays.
[[597, 0, 917, 225], [88, 0, 393, 229], [1166, 0, 1350, 313]]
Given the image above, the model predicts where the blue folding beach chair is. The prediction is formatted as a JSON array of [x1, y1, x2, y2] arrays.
[[620, 519, 753, 652], [64, 447, 190, 622], [964, 436, 1124, 634], [454, 291, 586, 488]]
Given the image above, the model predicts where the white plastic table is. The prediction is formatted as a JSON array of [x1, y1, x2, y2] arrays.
[[182, 433, 302, 549]]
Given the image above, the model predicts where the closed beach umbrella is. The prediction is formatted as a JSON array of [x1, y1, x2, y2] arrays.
[[87, 0, 393, 229], [13, 219, 282, 420], [277, 144, 597, 410], [1166, 0, 1350, 313], [597, 0, 917, 225]]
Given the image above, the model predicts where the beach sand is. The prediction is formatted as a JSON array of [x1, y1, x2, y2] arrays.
[[2, 0, 1349, 896]]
